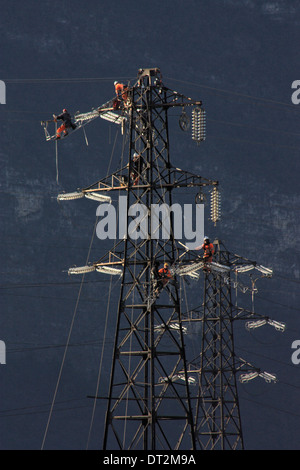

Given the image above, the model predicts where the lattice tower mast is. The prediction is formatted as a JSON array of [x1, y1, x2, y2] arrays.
[[195, 240, 244, 450], [101, 68, 210, 450], [187, 239, 281, 450]]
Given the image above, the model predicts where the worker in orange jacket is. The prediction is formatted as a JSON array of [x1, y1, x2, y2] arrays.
[[114, 81, 122, 95], [113, 81, 128, 109], [158, 262, 173, 287], [196, 236, 215, 263]]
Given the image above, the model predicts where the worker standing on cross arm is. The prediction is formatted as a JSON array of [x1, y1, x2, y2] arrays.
[[195, 236, 215, 263], [114, 81, 124, 97], [113, 81, 128, 109], [53, 108, 76, 139]]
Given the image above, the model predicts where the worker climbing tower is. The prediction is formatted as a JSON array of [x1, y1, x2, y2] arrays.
[[53, 68, 285, 451]]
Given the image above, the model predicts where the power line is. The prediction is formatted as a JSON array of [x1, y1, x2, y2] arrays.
[[241, 395, 300, 420], [7, 339, 113, 354], [3, 75, 297, 113], [207, 117, 300, 138], [0, 400, 92, 419], [0, 279, 111, 290], [3, 77, 134, 84], [275, 273, 300, 285], [255, 294, 300, 313], [1, 276, 298, 314], [166, 76, 300, 111], [208, 134, 300, 151], [40, 125, 121, 450]]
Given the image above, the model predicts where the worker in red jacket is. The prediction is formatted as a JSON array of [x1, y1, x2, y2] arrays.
[[196, 236, 215, 262], [158, 262, 173, 287]]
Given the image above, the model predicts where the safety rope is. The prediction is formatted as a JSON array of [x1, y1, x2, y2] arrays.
[[42, 123, 121, 449], [85, 126, 128, 449], [41, 217, 97, 449]]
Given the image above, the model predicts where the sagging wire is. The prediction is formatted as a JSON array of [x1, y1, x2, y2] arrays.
[[86, 127, 128, 449]]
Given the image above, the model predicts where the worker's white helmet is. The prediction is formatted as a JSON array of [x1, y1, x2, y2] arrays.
[[204, 236, 209, 240], [114, 81, 118, 85]]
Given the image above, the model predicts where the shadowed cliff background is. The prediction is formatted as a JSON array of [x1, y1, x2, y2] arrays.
[[0, 0, 299, 450]]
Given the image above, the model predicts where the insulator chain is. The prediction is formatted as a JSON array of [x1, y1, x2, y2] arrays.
[[245, 318, 286, 332], [239, 370, 277, 384], [191, 107, 206, 143], [57, 191, 111, 203], [210, 186, 221, 225]]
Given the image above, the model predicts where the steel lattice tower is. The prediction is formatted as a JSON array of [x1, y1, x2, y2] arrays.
[[100, 68, 213, 450], [186, 239, 280, 450], [56, 68, 282, 451], [194, 240, 244, 450]]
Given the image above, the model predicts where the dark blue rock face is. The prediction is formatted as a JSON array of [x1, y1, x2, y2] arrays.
[[0, 0, 299, 450]]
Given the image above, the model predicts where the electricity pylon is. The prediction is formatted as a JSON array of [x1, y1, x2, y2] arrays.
[[98, 68, 214, 450], [184, 239, 282, 450], [194, 240, 244, 450], [56, 68, 284, 450], [59, 68, 216, 449]]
